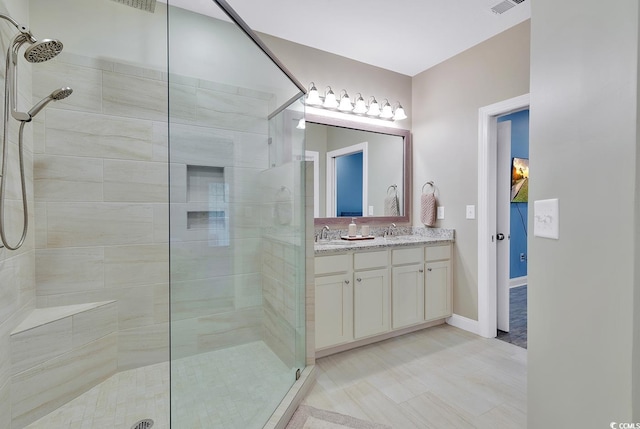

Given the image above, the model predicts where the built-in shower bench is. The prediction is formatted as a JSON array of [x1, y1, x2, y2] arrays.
[[9, 301, 118, 427]]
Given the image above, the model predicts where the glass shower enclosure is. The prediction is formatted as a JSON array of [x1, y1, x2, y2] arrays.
[[167, 1, 306, 428], [2, 0, 306, 428]]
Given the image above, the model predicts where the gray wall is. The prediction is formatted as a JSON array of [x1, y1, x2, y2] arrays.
[[528, 0, 639, 425], [411, 21, 531, 320]]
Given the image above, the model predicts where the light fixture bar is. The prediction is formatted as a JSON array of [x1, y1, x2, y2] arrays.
[[303, 82, 408, 121]]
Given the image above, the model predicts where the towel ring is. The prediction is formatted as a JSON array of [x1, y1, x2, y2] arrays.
[[387, 184, 398, 194], [422, 181, 435, 194], [276, 186, 291, 200]]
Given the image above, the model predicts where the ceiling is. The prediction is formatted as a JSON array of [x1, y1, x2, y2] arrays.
[[165, 0, 530, 77]]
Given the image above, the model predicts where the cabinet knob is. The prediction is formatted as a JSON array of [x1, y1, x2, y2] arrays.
[[419, 269, 424, 273], [427, 268, 432, 272], [344, 280, 350, 284], [356, 278, 362, 282]]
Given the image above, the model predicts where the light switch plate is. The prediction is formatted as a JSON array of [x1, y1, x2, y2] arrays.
[[466, 205, 476, 219], [437, 206, 445, 219], [534, 198, 559, 239]]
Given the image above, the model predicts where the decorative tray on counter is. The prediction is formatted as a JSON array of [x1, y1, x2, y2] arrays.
[[340, 235, 375, 241]]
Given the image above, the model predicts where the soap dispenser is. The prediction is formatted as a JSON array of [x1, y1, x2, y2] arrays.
[[348, 218, 357, 237]]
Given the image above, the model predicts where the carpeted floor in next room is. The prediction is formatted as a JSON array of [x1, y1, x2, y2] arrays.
[[496, 285, 527, 349]]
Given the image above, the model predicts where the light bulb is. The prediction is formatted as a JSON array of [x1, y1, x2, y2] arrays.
[[393, 103, 407, 120], [367, 97, 380, 116], [338, 90, 353, 112], [306, 82, 321, 105], [296, 118, 306, 129], [380, 99, 393, 119], [323, 87, 338, 109], [353, 93, 367, 114]]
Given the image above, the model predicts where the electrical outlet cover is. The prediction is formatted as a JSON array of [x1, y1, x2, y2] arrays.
[[437, 206, 445, 219]]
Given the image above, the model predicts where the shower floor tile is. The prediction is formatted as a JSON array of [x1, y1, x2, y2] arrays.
[[25, 341, 294, 429]]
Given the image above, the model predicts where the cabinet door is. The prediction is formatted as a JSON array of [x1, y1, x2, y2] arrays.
[[425, 260, 452, 321], [315, 274, 353, 349], [391, 264, 425, 329], [354, 268, 390, 339]]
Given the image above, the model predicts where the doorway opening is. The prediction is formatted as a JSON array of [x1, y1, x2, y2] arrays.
[[326, 142, 369, 217], [477, 93, 530, 339], [495, 110, 529, 349]]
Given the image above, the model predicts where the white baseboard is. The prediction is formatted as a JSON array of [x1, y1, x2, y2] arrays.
[[446, 314, 481, 336], [509, 276, 527, 288]]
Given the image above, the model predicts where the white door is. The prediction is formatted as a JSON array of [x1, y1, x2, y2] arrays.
[[496, 121, 511, 332]]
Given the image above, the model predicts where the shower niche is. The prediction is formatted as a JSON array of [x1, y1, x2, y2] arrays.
[[185, 165, 229, 246]]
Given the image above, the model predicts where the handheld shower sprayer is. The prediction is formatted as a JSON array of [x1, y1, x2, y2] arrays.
[[0, 14, 71, 250], [27, 87, 73, 121]]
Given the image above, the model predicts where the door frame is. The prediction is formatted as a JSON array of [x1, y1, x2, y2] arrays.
[[477, 93, 529, 338]]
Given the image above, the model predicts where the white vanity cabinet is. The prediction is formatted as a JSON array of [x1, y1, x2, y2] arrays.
[[391, 247, 425, 329], [425, 245, 452, 321], [314, 254, 353, 349], [353, 251, 390, 339], [314, 241, 452, 354]]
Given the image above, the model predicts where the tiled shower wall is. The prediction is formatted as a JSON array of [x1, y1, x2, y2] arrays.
[[31, 51, 277, 368], [0, 2, 36, 428]]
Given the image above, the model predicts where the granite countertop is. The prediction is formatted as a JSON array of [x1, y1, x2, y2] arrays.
[[314, 229, 454, 255]]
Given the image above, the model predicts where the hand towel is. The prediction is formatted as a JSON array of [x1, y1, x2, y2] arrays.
[[421, 193, 437, 226], [384, 194, 400, 216]]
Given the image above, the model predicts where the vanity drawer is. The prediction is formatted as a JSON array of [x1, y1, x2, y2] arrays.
[[425, 244, 451, 262], [315, 254, 351, 275], [354, 250, 388, 270], [392, 247, 424, 265]]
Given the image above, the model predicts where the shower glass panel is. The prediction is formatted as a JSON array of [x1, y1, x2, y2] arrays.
[[167, 2, 306, 428]]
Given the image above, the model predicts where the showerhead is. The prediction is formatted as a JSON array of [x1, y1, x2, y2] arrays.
[[26, 87, 73, 120], [24, 39, 63, 63]]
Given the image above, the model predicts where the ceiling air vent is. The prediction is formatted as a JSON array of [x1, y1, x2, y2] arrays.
[[491, 0, 526, 14]]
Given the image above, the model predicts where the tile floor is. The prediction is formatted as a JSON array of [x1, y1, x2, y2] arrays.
[[25, 341, 294, 429], [302, 324, 527, 429], [496, 285, 528, 348]]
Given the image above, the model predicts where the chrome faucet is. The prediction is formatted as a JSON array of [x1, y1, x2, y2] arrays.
[[320, 225, 330, 241], [384, 223, 397, 237]]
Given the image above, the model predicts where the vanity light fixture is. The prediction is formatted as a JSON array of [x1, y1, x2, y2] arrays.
[[338, 89, 353, 112], [353, 93, 367, 114], [322, 86, 339, 109], [379, 99, 394, 119], [303, 82, 407, 121], [393, 102, 407, 121], [366, 96, 381, 116], [306, 82, 322, 105]]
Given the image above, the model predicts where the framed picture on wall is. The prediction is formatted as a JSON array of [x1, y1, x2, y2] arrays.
[[511, 157, 529, 203]]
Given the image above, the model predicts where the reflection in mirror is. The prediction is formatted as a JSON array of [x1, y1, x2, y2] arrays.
[[304, 114, 411, 226]]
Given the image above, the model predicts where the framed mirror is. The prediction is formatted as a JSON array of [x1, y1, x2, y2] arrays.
[[304, 113, 411, 227]]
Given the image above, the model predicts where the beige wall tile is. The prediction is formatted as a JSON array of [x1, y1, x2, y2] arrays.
[[116, 285, 156, 330], [34, 154, 103, 202], [195, 88, 268, 134], [171, 277, 235, 321], [35, 247, 104, 296], [33, 61, 103, 114], [0, 380, 9, 429], [234, 273, 262, 309], [72, 303, 117, 347], [45, 109, 154, 161], [118, 323, 169, 370], [34, 202, 47, 249], [104, 244, 168, 288], [168, 123, 235, 166], [46, 202, 154, 247], [11, 333, 117, 428], [197, 307, 263, 353], [10, 317, 73, 375], [153, 203, 169, 243], [103, 159, 168, 203]]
